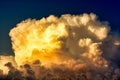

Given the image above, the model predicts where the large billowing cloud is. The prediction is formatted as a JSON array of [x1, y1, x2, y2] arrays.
[[9, 13, 114, 69], [0, 13, 120, 80]]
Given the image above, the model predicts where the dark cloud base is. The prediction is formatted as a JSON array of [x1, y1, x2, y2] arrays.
[[0, 61, 120, 80]]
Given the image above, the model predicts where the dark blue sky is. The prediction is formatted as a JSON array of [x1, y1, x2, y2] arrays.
[[0, 0, 120, 55]]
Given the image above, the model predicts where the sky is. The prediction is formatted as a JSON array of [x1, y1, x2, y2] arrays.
[[0, 0, 120, 55]]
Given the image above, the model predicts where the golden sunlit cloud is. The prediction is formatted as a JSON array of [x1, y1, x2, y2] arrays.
[[1, 13, 120, 80], [9, 13, 109, 68]]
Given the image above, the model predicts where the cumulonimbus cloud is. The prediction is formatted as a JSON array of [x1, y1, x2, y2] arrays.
[[9, 13, 114, 69]]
